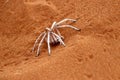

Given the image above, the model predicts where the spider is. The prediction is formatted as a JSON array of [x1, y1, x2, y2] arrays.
[[32, 18, 80, 56]]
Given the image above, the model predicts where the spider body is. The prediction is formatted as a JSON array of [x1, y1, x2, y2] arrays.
[[32, 18, 80, 56], [45, 29, 61, 45]]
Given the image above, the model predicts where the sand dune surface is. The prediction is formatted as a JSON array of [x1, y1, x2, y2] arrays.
[[0, 0, 120, 80]]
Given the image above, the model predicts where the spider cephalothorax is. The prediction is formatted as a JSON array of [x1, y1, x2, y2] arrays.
[[32, 18, 80, 56]]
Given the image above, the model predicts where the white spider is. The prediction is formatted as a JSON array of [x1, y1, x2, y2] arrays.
[[32, 18, 80, 56]]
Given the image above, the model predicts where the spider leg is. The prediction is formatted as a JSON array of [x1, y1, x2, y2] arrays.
[[51, 32, 65, 46], [56, 18, 76, 25], [51, 21, 57, 30], [47, 32, 51, 55], [51, 32, 57, 43], [36, 32, 47, 56], [55, 28, 64, 39], [57, 25, 80, 31], [50, 34, 54, 44], [32, 32, 45, 51], [55, 28, 61, 37], [55, 29, 62, 45]]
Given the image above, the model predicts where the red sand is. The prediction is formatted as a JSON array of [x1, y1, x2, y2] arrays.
[[0, 0, 120, 80]]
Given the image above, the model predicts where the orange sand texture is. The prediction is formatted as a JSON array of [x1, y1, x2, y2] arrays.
[[0, 0, 120, 80]]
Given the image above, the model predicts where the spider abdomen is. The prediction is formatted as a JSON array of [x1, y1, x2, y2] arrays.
[[50, 33, 60, 45]]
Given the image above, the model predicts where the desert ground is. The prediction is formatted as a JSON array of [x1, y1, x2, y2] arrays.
[[0, 0, 120, 80]]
